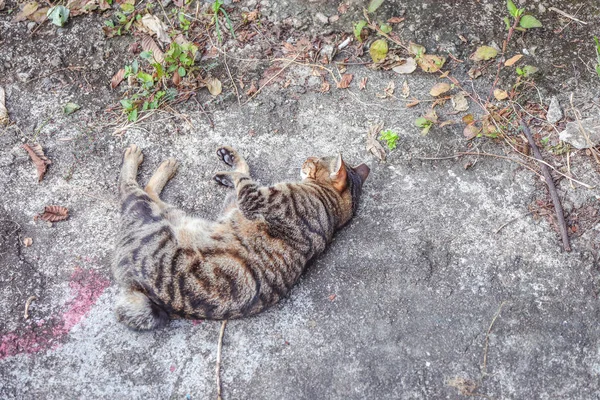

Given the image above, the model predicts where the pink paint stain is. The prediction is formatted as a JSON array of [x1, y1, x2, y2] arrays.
[[170, 365, 177, 373], [0, 268, 110, 360]]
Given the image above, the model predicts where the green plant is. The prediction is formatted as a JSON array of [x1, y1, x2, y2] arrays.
[[414, 117, 433, 135], [212, 0, 236, 43], [594, 36, 600, 77], [178, 12, 191, 32], [379, 129, 399, 150], [504, 0, 542, 30]]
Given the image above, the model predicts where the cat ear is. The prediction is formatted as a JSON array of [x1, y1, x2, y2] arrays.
[[353, 163, 370, 183], [330, 153, 347, 192]]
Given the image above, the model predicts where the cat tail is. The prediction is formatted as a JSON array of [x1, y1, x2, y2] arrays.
[[114, 289, 169, 330]]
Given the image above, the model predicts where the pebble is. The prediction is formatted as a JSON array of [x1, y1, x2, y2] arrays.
[[546, 96, 563, 124], [315, 12, 329, 24], [559, 118, 600, 149]]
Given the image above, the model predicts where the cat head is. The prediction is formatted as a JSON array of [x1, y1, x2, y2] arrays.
[[301, 154, 370, 218]]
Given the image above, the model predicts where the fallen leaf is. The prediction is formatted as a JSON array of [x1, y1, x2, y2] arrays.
[[462, 114, 474, 124], [23, 237, 33, 247], [463, 123, 481, 140], [358, 77, 368, 90], [493, 89, 508, 100], [439, 120, 456, 128], [392, 57, 417, 74], [328, 294, 336, 301], [451, 92, 469, 111], [0, 0, 5, 11], [417, 54, 446, 73], [504, 54, 523, 67], [29, 7, 49, 23], [13, 2, 39, 22], [319, 80, 330, 93], [22, 144, 52, 182], [337, 73, 353, 89], [205, 77, 222, 96], [141, 14, 171, 44], [517, 65, 539, 77], [408, 42, 426, 57], [141, 35, 164, 63], [47, 5, 69, 27], [401, 80, 409, 98], [63, 102, 80, 115], [36, 205, 69, 222], [470, 46, 498, 61], [406, 99, 420, 107], [0, 86, 8, 125], [430, 82, 451, 97], [369, 39, 388, 63], [467, 66, 482, 79], [245, 80, 258, 96], [376, 81, 395, 99], [388, 17, 405, 23], [366, 122, 387, 161], [111, 69, 125, 89], [172, 70, 181, 86], [367, 0, 384, 13]]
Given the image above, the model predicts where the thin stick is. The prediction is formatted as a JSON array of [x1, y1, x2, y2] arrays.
[[482, 301, 506, 377], [24, 295, 37, 320], [216, 320, 228, 400], [549, 6, 587, 24], [520, 121, 571, 252], [416, 151, 542, 177], [495, 212, 533, 234], [193, 96, 215, 128], [223, 52, 240, 106]]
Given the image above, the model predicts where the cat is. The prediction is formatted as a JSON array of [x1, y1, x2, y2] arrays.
[[113, 144, 369, 330]]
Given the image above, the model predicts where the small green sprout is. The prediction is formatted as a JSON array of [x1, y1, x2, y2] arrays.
[[379, 129, 399, 150]]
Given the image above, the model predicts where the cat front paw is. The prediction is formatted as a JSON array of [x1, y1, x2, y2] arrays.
[[124, 144, 144, 165], [213, 172, 234, 188], [216, 146, 237, 167]]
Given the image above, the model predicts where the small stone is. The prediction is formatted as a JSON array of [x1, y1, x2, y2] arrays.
[[315, 12, 329, 24], [559, 118, 600, 149], [546, 96, 563, 124], [329, 15, 339, 23]]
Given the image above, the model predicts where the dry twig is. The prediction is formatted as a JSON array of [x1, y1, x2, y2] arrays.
[[482, 301, 506, 377], [520, 121, 571, 252], [216, 320, 227, 400], [24, 295, 37, 320]]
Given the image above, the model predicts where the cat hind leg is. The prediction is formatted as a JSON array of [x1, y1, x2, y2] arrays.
[[114, 289, 169, 331]]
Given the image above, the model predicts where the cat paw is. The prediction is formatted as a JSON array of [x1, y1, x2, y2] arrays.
[[216, 146, 237, 167], [157, 158, 179, 178], [213, 172, 234, 188], [124, 144, 143, 165]]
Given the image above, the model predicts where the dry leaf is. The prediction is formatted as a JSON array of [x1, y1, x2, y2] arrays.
[[406, 99, 420, 107], [417, 55, 446, 73], [462, 114, 474, 124], [0, 86, 8, 125], [439, 120, 456, 128], [141, 14, 171, 44], [401, 81, 410, 98], [0, 0, 5, 11], [23, 237, 33, 247], [141, 35, 164, 63], [493, 89, 508, 100], [430, 82, 451, 97], [319, 80, 330, 93], [22, 144, 52, 182], [172, 70, 181, 86], [328, 294, 337, 301], [366, 122, 386, 161], [451, 92, 469, 111], [376, 81, 395, 98], [392, 57, 416, 74], [358, 77, 368, 90], [245, 80, 258, 96], [36, 205, 69, 222], [29, 7, 48, 23], [467, 66, 482, 79], [463, 123, 480, 140], [470, 46, 498, 62], [387, 17, 405, 23], [337, 73, 353, 89], [13, 2, 39, 22], [505, 54, 523, 67], [205, 77, 222, 96], [110, 69, 125, 89]]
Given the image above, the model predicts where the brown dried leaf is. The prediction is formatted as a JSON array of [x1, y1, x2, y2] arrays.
[[462, 114, 474, 124], [392, 58, 417, 74], [358, 77, 368, 90], [493, 89, 509, 100], [401, 80, 410, 98], [337, 73, 353, 89], [110, 68, 125, 89], [417, 54, 446, 73], [205, 77, 222, 96], [505, 54, 523, 67], [366, 122, 386, 162], [439, 120, 456, 128], [0, 86, 8, 125], [406, 99, 420, 108], [319, 80, 330, 93], [387, 17, 405, 23], [29, 7, 48, 23], [245, 80, 258, 96], [430, 82, 451, 97], [463, 123, 481, 140], [451, 92, 469, 112], [23, 237, 33, 247], [13, 2, 39, 22], [22, 144, 52, 182], [172, 70, 181, 86], [37, 205, 69, 222], [141, 35, 164, 63], [467, 66, 482, 79]]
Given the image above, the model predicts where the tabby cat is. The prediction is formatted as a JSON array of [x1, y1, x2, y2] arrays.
[[113, 144, 369, 330]]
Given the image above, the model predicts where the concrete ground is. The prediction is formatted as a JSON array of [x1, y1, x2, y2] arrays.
[[1, 0, 600, 399]]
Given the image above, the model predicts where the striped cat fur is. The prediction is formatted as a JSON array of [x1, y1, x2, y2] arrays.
[[113, 144, 369, 330]]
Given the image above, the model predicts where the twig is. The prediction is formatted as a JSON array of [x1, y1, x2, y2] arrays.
[[241, 56, 299, 105], [216, 320, 228, 400], [482, 301, 506, 377], [24, 296, 37, 320], [520, 121, 571, 252], [495, 212, 533, 234], [415, 151, 542, 177], [549, 6, 587, 24], [193, 96, 215, 128], [222, 52, 240, 106]]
